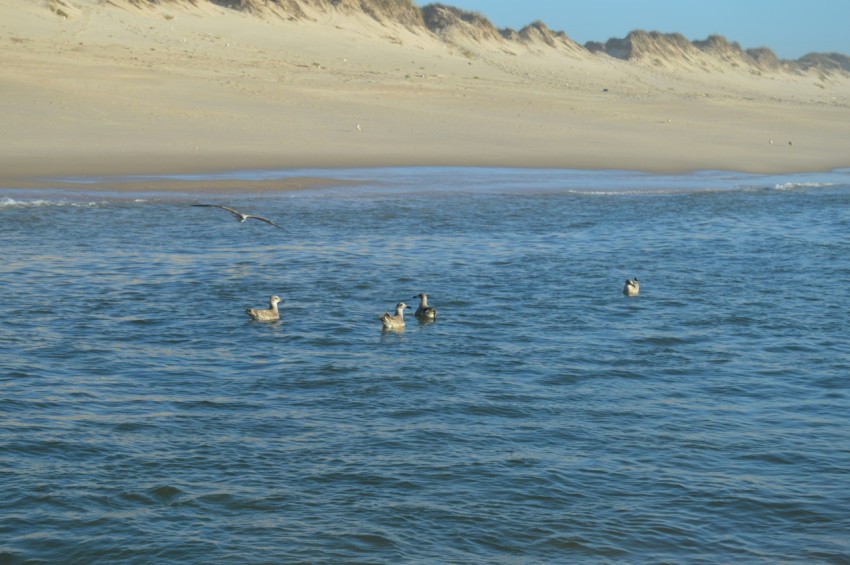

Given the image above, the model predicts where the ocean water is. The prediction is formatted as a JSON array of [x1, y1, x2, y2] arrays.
[[2, 167, 849, 564]]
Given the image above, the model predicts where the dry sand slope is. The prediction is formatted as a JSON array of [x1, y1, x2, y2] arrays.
[[2, 0, 849, 184]]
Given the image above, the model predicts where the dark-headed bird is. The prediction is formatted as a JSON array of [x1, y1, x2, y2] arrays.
[[413, 292, 437, 321]]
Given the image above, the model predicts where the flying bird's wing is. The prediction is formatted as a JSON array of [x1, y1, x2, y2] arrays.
[[192, 204, 285, 231], [214, 205, 246, 219], [191, 204, 244, 218], [247, 215, 287, 231]]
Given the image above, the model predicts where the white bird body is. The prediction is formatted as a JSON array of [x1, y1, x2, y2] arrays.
[[380, 302, 410, 330], [246, 295, 283, 321], [192, 204, 287, 231], [413, 293, 437, 321], [623, 278, 640, 297]]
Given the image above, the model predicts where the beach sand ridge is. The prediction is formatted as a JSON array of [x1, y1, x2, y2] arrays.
[[2, 0, 849, 187]]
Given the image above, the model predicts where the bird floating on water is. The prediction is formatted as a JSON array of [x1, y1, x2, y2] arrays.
[[413, 293, 437, 321], [246, 295, 284, 322], [380, 302, 410, 331], [623, 277, 640, 297], [192, 204, 287, 231]]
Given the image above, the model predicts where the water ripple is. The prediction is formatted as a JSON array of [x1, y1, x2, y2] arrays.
[[2, 170, 849, 563]]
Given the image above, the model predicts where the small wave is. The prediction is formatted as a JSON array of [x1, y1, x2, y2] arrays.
[[772, 181, 836, 191], [563, 185, 735, 196], [0, 196, 105, 208], [1, 197, 53, 208], [148, 485, 184, 502]]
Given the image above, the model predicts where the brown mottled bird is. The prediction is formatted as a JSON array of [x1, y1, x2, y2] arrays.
[[380, 302, 410, 330], [246, 295, 284, 322]]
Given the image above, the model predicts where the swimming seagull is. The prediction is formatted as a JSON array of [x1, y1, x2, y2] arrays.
[[413, 293, 437, 321], [380, 302, 410, 331], [246, 295, 284, 322], [192, 204, 287, 231], [623, 277, 640, 297]]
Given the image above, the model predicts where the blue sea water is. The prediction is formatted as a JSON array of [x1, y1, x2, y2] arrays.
[[2, 167, 849, 564]]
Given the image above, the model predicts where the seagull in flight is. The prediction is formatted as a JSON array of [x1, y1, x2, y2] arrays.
[[191, 204, 287, 231]]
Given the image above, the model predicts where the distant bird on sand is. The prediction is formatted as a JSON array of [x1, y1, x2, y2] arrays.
[[192, 204, 286, 231], [623, 278, 640, 297], [380, 302, 410, 331], [246, 295, 284, 322], [413, 293, 437, 321]]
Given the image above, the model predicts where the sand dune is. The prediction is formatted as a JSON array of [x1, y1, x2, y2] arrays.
[[2, 0, 849, 186]]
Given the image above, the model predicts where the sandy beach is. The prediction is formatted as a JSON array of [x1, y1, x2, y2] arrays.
[[2, 0, 850, 190]]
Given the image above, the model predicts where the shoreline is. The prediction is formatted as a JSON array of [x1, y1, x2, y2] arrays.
[[3, 147, 849, 192], [3, 164, 847, 198], [0, 173, 364, 194]]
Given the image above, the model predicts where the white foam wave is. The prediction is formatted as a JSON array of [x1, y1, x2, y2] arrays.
[[1, 197, 52, 208], [772, 181, 836, 191], [0, 197, 105, 208]]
